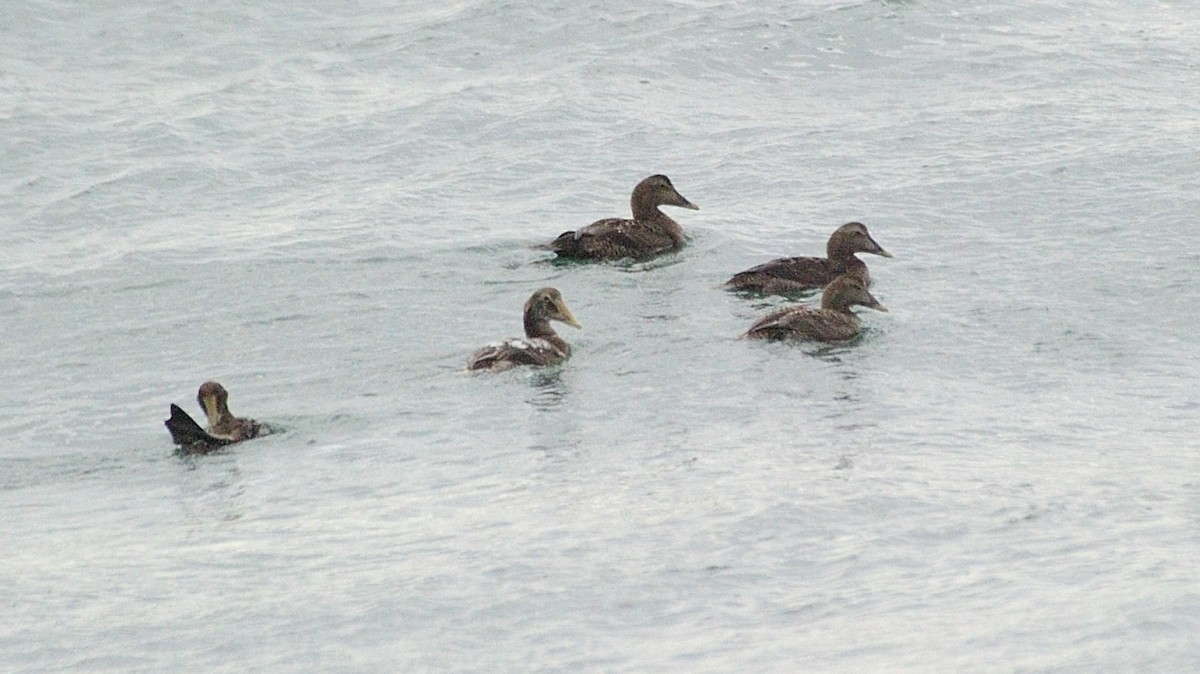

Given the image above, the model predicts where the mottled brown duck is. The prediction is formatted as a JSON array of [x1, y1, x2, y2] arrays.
[[726, 221, 891, 294], [744, 275, 887, 342], [546, 174, 698, 261], [164, 381, 269, 452], [468, 288, 582, 372]]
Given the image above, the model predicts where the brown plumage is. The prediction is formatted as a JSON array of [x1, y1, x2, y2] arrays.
[[546, 174, 699, 261], [468, 288, 582, 372], [744, 275, 887, 342], [726, 222, 891, 295], [164, 381, 268, 453]]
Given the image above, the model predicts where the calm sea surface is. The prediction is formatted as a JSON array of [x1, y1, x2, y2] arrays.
[[3, 1, 1198, 671]]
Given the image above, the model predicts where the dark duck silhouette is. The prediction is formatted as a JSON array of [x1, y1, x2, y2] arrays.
[[744, 275, 887, 342], [546, 174, 698, 261], [164, 381, 270, 452], [468, 287, 582, 372], [726, 221, 891, 295]]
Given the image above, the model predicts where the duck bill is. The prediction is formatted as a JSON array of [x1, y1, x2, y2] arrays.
[[869, 237, 892, 258], [868, 298, 889, 312], [556, 301, 583, 329], [672, 192, 700, 211], [201, 395, 222, 426]]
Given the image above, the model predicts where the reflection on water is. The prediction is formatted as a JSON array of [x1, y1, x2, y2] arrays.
[[808, 338, 869, 364], [525, 369, 585, 457], [0, 454, 128, 492], [526, 369, 569, 411], [175, 453, 246, 524], [4, 0, 1197, 669]]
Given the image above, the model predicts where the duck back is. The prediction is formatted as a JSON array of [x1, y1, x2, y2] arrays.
[[549, 217, 680, 261], [468, 337, 570, 372], [745, 306, 863, 342]]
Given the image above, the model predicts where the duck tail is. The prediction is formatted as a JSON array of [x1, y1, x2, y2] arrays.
[[724, 270, 755, 289], [164, 404, 230, 449], [545, 230, 583, 257]]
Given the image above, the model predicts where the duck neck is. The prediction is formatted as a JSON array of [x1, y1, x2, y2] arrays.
[[206, 403, 236, 432], [826, 237, 863, 271], [524, 316, 569, 354], [524, 315, 556, 340], [822, 303, 859, 318], [633, 206, 684, 244], [819, 290, 856, 315], [631, 192, 658, 220]]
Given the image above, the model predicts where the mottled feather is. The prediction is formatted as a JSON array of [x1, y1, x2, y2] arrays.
[[467, 337, 569, 372], [547, 174, 698, 261], [727, 222, 890, 295], [164, 381, 269, 452], [744, 275, 887, 342], [468, 288, 582, 372]]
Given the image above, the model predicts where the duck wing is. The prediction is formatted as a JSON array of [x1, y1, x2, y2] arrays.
[[745, 306, 809, 340], [746, 307, 860, 342], [468, 338, 568, 372], [548, 218, 675, 260], [726, 256, 836, 293]]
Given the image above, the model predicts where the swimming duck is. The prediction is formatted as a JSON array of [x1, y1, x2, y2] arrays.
[[744, 275, 887, 342], [164, 381, 269, 452], [468, 287, 582, 372], [726, 222, 891, 294], [546, 174, 699, 260]]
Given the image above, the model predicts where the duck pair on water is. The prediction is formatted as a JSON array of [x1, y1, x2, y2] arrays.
[[464, 174, 697, 373], [733, 220, 891, 342], [166, 175, 892, 450], [543, 174, 890, 290], [466, 272, 888, 375]]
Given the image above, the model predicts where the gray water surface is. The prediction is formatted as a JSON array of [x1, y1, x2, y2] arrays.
[[3, 1, 1198, 672]]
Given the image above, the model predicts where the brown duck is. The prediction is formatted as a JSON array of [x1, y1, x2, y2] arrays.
[[546, 174, 699, 260], [164, 381, 269, 452], [744, 275, 887, 342], [726, 221, 891, 294], [468, 288, 582, 372]]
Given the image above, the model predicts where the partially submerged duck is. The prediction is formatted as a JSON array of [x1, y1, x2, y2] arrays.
[[744, 275, 887, 342], [726, 221, 891, 294], [546, 174, 699, 261], [164, 381, 269, 452], [468, 287, 582, 372]]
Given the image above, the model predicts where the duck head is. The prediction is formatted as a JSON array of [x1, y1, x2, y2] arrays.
[[525, 287, 582, 330], [631, 174, 699, 219], [197, 381, 234, 427], [828, 221, 891, 259], [821, 275, 888, 313]]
